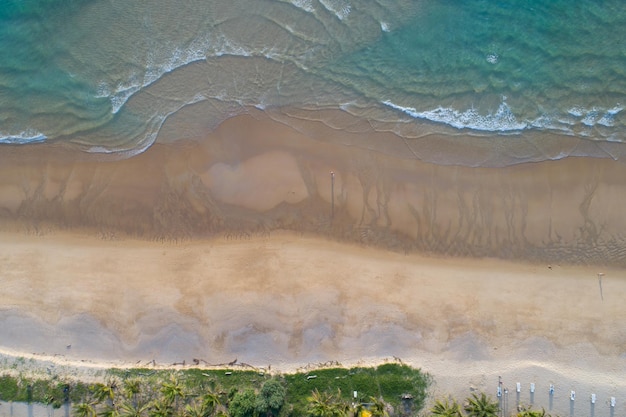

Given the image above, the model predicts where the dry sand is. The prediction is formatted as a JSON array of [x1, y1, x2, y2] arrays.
[[1, 231, 625, 416], [0, 113, 625, 416]]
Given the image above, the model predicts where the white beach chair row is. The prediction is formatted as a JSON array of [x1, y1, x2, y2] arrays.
[[497, 382, 617, 407]]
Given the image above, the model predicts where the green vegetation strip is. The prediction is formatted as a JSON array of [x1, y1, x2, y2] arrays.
[[0, 374, 91, 408], [284, 363, 429, 416], [0, 363, 429, 416]]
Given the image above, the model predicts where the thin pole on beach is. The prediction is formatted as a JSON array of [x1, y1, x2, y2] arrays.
[[330, 171, 335, 220], [498, 377, 503, 417], [597, 272, 604, 301], [504, 388, 509, 417]]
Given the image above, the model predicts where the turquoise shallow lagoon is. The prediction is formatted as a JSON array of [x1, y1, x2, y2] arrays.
[[0, 0, 624, 165]]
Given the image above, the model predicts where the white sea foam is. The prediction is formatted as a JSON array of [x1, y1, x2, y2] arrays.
[[290, 0, 314, 13], [0, 129, 47, 144], [98, 26, 308, 117], [211, 35, 252, 58], [98, 35, 212, 114], [382, 99, 625, 138], [380, 22, 390, 32], [486, 53, 499, 64], [383, 100, 527, 132], [567, 106, 585, 117], [319, 0, 352, 20], [567, 105, 623, 127]]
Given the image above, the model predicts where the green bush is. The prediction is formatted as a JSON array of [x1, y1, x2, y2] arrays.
[[256, 379, 286, 416], [230, 388, 258, 417], [0, 375, 19, 400]]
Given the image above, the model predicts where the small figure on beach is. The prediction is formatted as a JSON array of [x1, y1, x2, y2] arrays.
[[598, 272, 605, 300]]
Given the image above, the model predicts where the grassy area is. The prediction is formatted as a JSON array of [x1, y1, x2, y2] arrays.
[[0, 374, 91, 408], [283, 363, 429, 416], [0, 363, 429, 416], [107, 367, 269, 396]]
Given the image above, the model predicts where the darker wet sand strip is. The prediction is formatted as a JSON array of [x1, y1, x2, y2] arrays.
[[1, 114, 626, 265]]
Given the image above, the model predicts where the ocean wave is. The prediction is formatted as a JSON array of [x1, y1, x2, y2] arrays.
[[568, 105, 623, 127], [288, 0, 315, 13], [382, 99, 624, 140], [97, 30, 301, 116], [319, 0, 352, 20], [97, 37, 211, 114], [0, 130, 47, 144], [383, 99, 528, 132]]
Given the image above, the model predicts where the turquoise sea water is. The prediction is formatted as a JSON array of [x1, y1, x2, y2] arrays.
[[0, 0, 624, 165]]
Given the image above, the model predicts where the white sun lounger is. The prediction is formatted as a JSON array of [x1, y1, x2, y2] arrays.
[[610, 397, 616, 407], [530, 383, 535, 393], [516, 383, 521, 393], [570, 391, 576, 401], [591, 394, 596, 404]]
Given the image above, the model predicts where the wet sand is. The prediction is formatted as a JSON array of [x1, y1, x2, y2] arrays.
[[1, 113, 626, 264], [1, 113, 625, 415]]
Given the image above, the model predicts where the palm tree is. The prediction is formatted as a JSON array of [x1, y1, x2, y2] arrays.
[[353, 402, 367, 417], [160, 377, 185, 408], [516, 407, 548, 417], [123, 379, 142, 406], [149, 399, 174, 417], [307, 389, 349, 417], [74, 401, 97, 417], [93, 379, 118, 408], [464, 393, 499, 417], [184, 402, 206, 417], [119, 401, 149, 417], [431, 399, 463, 417], [99, 404, 122, 417], [307, 389, 334, 417], [368, 397, 389, 417], [202, 390, 222, 417]]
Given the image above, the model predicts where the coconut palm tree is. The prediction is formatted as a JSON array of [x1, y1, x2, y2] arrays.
[[202, 390, 222, 417], [353, 402, 368, 417], [431, 399, 463, 417], [184, 402, 207, 417], [368, 397, 389, 417], [74, 401, 97, 417], [93, 379, 118, 408], [464, 393, 499, 417], [307, 389, 334, 417], [307, 389, 349, 417], [516, 406, 548, 417], [123, 379, 142, 406], [160, 377, 185, 408], [118, 401, 149, 417], [99, 404, 121, 417], [149, 399, 174, 417]]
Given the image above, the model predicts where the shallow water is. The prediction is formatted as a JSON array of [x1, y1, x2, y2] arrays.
[[0, 0, 624, 165]]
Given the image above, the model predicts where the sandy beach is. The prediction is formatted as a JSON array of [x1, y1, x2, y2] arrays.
[[1, 113, 626, 416], [0, 230, 625, 416]]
